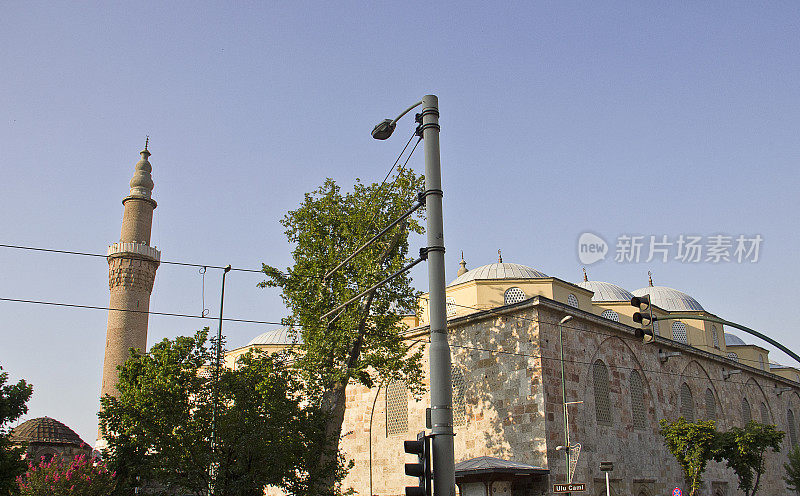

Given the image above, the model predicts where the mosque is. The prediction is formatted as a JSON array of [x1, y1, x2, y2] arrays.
[[95, 145, 800, 495], [246, 256, 800, 496]]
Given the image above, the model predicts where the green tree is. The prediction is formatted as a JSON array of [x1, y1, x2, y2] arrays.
[[659, 417, 718, 496], [714, 420, 784, 496], [0, 364, 33, 496], [784, 445, 800, 494], [260, 168, 426, 493], [98, 330, 340, 496]]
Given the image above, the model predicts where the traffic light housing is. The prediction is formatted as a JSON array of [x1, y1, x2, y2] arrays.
[[404, 431, 431, 496], [631, 295, 656, 343]]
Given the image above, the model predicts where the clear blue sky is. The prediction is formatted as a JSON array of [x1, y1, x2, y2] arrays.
[[2, 1, 799, 446]]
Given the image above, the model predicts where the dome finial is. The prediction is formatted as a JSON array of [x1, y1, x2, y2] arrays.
[[129, 144, 154, 198], [648, 270, 653, 287], [498, 249, 503, 263], [144, 135, 149, 151], [583, 267, 588, 282], [457, 251, 468, 276]]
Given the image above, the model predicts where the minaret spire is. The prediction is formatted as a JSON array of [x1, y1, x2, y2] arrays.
[[457, 251, 468, 276], [498, 249, 503, 263], [583, 267, 588, 282], [648, 270, 653, 287]]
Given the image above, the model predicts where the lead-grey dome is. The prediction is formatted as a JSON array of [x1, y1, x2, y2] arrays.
[[576, 280, 634, 302], [449, 262, 547, 286], [724, 333, 747, 346], [631, 286, 704, 312], [247, 326, 302, 346]]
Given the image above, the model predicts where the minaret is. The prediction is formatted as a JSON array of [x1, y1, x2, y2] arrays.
[[98, 142, 160, 437]]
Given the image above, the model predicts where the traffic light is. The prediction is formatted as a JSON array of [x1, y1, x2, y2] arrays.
[[403, 431, 431, 496], [631, 295, 656, 343]]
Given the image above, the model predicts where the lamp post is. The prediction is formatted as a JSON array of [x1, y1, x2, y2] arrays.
[[373, 95, 455, 496], [559, 315, 573, 489], [209, 264, 231, 496]]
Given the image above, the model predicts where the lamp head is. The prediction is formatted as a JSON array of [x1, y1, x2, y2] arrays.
[[371, 119, 396, 140], [560, 315, 573, 325]]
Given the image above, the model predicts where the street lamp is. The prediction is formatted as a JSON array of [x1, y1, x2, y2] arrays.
[[372, 95, 455, 496], [558, 315, 573, 486]]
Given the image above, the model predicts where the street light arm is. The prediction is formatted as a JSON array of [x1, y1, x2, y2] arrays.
[[661, 313, 800, 366], [392, 100, 423, 125]]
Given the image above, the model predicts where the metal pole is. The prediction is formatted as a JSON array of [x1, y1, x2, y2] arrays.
[[605, 472, 610, 496], [421, 94, 455, 496], [559, 317, 571, 489], [209, 264, 231, 496]]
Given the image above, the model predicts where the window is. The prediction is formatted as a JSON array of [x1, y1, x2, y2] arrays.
[[680, 383, 694, 421], [727, 352, 739, 363], [630, 370, 646, 430], [451, 366, 467, 427], [503, 287, 526, 306], [789, 409, 798, 447], [672, 322, 688, 344], [741, 397, 751, 426], [653, 319, 660, 336], [711, 325, 719, 349], [386, 380, 408, 436], [446, 296, 457, 317], [567, 293, 579, 308], [601, 310, 620, 322], [760, 402, 770, 424], [705, 388, 716, 420], [593, 360, 612, 426]]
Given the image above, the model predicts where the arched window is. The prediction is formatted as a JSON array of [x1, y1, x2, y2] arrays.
[[727, 352, 739, 363], [672, 321, 688, 344], [711, 325, 720, 349], [741, 397, 751, 426], [386, 380, 408, 436], [451, 366, 467, 427], [445, 296, 457, 317], [567, 293, 579, 308], [760, 402, 770, 424], [789, 409, 798, 447], [601, 309, 620, 322], [504, 287, 526, 306], [705, 388, 716, 420], [653, 320, 660, 336], [680, 383, 694, 421], [593, 360, 612, 426], [630, 370, 646, 430]]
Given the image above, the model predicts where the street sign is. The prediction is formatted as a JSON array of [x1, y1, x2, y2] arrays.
[[553, 483, 586, 492], [673, 488, 682, 496], [599, 461, 614, 472]]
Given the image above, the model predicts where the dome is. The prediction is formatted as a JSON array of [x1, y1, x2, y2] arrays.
[[724, 333, 747, 346], [247, 326, 302, 346], [449, 262, 547, 286], [631, 286, 704, 312], [576, 280, 634, 302], [11, 417, 88, 448]]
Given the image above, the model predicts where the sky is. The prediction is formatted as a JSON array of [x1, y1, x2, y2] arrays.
[[2, 1, 799, 446]]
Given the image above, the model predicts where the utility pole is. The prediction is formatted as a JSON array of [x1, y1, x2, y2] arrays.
[[420, 95, 455, 496]]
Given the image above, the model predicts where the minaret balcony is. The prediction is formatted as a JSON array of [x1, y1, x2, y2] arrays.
[[107, 241, 161, 262]]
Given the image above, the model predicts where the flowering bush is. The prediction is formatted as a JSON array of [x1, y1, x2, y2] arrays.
[[16, 453, 116, 496]]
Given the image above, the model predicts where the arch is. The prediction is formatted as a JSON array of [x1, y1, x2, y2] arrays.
[[630, 369, 647, 430], [451, 366, 467, 427], [385, 380, 408, 436], [705, 388, 717, 420], [593, 359, 612, 426], [600, 309, 620, 322], [567, 293, 579, 308], [680, 383, 695, 421], [745, 378, 772, 425], [672, 321, 688, 344], [503, 287, 526, 306], [741, 397, 752, 426]]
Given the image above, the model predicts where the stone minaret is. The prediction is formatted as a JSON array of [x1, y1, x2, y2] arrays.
[[98, 143, 160, 438]]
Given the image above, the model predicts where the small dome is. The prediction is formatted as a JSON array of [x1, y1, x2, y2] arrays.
[[576, 280, 634, 302], [247, 326, 302, 346], [129, 149, 154, 198], [449, 262, 547, 286], [631, 286, 704, 312], [725, 333, 747, 346], [11, 417, 88, 448]]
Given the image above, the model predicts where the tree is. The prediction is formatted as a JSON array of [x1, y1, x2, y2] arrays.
[[260, 168, 426, 493], [17, 453, 115, 496], [98, 330, 340, 496], [714, 420, 784, 496], [784, 445, 800, 494], [659, 418, 718, 496], [0, 364, 33, 496]]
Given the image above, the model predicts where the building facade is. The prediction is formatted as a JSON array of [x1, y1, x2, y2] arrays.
[[331, 259, 800, 496]]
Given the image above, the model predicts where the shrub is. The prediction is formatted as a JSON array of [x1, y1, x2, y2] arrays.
[[16, 454, 115, 496]]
